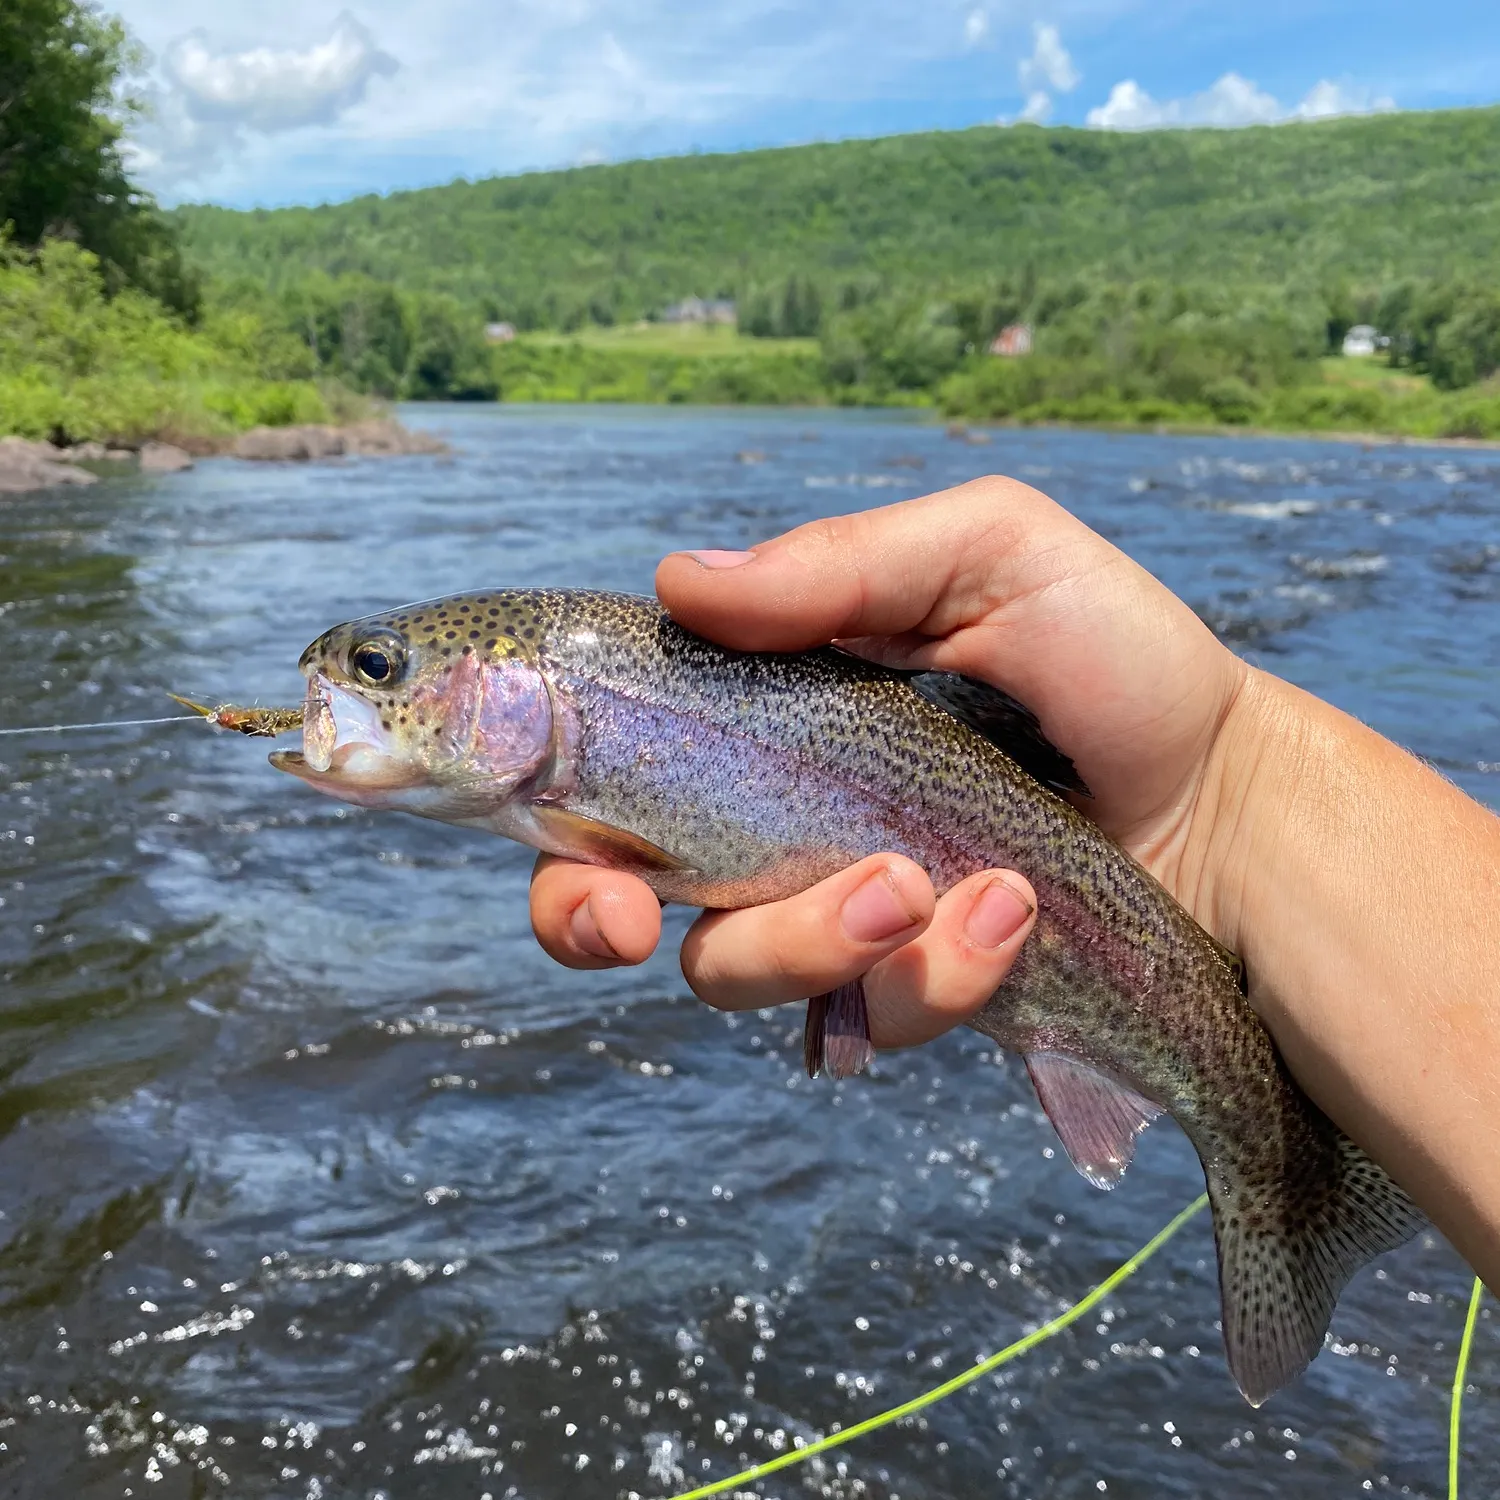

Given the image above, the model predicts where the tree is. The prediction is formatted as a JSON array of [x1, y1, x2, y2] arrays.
[[0, 0, 198, 315]]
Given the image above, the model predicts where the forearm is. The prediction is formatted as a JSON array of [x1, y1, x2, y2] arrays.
[[1204, 669, 1500, 1279]]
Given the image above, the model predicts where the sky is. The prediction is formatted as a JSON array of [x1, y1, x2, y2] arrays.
[[111, 0, 1500, 209]]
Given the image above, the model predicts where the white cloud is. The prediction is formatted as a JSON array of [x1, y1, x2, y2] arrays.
[[126, 12, 398, 186], [1087, 71, 1396, 130], [963, 9, 988, 48], [163, 12, 396, 131], [1020, 89, 1052, 123], [1292, 78, 1397, 119], [1019, 23, 1078, 94]]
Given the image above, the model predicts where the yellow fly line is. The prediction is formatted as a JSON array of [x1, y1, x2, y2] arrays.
[[1451, 1276, 1485, 1500], [669, 1195, 1207, 1500], [667, 1199, 1485, 1500]]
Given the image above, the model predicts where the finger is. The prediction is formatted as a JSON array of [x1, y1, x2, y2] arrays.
[[680, 854, 935, 1011], [656, 475, 1070, 652], [529, 854, 663, 970], [861, 869, 1037, 1050]]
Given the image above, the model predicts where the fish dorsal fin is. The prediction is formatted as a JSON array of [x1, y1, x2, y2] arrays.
[[803, 979, 874, 1080], [531, 806, 690, 873], [912, 673, 1090, 797], [1025, 1052, 1162, 1190]]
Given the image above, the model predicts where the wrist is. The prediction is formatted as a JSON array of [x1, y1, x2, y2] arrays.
[[1186, 666, 1318, 978]]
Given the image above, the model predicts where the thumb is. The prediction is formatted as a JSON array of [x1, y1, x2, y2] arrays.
[[654, 476, 1055, 653]]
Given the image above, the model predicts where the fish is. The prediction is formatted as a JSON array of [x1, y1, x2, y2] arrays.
[[268, 586, 1425, 1406]]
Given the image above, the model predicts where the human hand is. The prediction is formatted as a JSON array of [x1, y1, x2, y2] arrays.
[[534, 473, 1500, 1276], [531, 474, 1252, 1046]]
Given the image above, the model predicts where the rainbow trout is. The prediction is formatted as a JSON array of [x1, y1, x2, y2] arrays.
[[269, 587, 1423, 1406]]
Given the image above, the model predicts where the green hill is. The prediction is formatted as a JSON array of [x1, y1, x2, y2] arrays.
[[175, 109, 1500, 325], [168, 110, 1500, 438]]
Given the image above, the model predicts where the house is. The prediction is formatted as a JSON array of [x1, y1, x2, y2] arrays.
[[988, 323, 1034, 357], [484, 321, 517, 344], [660, 297, 737, 326], [1341, 324, 1385, 357]]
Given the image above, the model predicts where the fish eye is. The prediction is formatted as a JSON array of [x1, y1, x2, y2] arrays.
[[350, 632, 406, 688]]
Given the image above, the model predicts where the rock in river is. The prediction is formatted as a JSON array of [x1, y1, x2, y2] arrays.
[[231, 420, 447, 462], [139, 441, 195, 472], [0, 437, 97, 493]]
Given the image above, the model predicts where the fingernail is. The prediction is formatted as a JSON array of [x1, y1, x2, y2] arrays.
[[569, 897, 619, 960], [964, 877, 1035, 949], [685, 549, 756, 569], [841, 867, 924, 945]]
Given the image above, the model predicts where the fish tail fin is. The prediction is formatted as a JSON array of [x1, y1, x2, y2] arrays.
[[1211, 1132, 1426, 1407]]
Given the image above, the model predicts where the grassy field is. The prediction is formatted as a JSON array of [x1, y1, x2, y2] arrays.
[[513, 323, 819, 358], [491, 325, 841, 405]]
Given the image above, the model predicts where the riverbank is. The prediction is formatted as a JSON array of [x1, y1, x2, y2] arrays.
[[0, 241, 379, 453], [487, 330, 1500, 441], [0, 419, 447, 493]]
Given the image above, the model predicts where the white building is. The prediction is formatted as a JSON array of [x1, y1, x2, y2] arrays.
[[1341, 324, 1381, 357], [660, 297, 737, 326]]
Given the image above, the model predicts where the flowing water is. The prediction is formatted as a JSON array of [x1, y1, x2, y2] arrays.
[[1, 405, 1497, 1499]]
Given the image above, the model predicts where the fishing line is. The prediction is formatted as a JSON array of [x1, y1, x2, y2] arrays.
[[667, 1194, 1208, 1500], [1450, 1276, 1485, 1500], [0, 715, 205, 737]]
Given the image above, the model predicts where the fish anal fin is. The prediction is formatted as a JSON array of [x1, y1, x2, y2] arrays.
[[1212, 1133, 1427, 1406], [912, 673, 1090, 797], [804, 980, 874, 1080], [532, 806, 690, 873], [1025, 1051, 1161, 1190]]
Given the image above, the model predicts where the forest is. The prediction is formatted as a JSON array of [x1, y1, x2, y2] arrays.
[[178, 105, 1500, 435]]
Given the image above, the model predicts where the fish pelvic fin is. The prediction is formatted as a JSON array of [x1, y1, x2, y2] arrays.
[[1025, 1052, 1162, 1189], [804, 980, 875, 1080], [1212, 1132, 1427, 1407]]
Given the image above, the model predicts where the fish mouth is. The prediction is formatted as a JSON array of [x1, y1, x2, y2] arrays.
[[269, 744, 427, 792], [268, 674, 427, 800]]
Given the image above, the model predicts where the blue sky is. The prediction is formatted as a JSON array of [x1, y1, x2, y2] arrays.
[[112, 0, 1500, 209]]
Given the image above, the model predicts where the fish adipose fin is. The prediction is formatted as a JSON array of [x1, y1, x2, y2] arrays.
[[1025, 1052, 1162, 1189], [804, 980, 875, 1080], [1212, 1135, 1427, 1407], [912, 673, 1090, 797], [532, 806, 690, 872]]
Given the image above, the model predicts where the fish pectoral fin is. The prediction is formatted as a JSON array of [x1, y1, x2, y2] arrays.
[[804, 980, 875, 1080], [531, 805, 691, 873], [1024, 1051, 1162, 1190], [912, 672, 1090, 797]]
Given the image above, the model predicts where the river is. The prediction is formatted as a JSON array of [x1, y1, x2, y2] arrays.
[[0, 404, 1496, 1498]]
